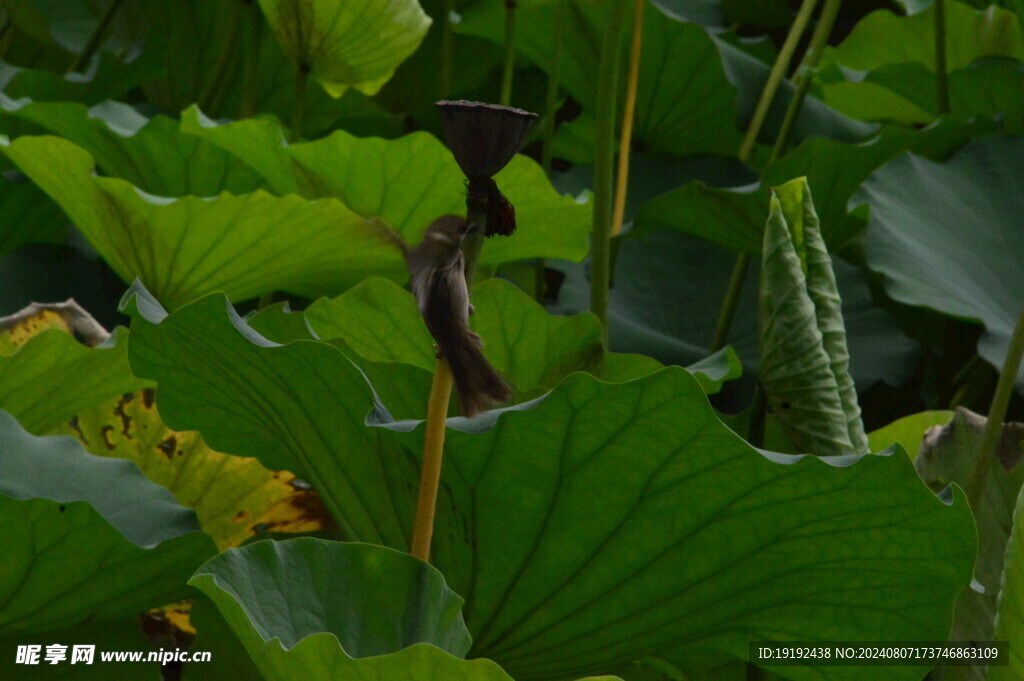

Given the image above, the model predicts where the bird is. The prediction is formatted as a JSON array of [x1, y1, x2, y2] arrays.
[[407, 215, 512, 417]]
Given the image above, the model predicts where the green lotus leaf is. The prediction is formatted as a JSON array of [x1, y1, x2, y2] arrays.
[[636, 117, 998, 256], [1, 135, 406, 309], [821, 1, 1024, 73], [126, 0, 402, 139], [180, 107, 591, 267], [819, 58, 1024, 130], [0, 325, 150, 435], [914, 408, 1024, 662], [0, 53, 158, 105], [459, 0, 743, 158], [124, 281, 974, 680], [256, 0, 431, 97], [858, 134, 1024, 382], [0, 96, 264, 196], [992, 483, 1024, 680], [0, 409, 216, 636]]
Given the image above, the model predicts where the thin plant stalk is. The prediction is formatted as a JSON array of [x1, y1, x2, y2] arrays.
[[409, 200, 488, 563], [410, 360, 455, 561], [610, 0, 647, 238], [710, 0, 822, 353], [257, 293, 274, 310], [440, 0, 457, 98], [771, 0, 842, 161], [590, 2, 630, 338], [66, 0, 126, 74], [935, 0, 950, 114], [966, 305, 1024, 511], [500, 1, 517, 107], [736, 0, 820, 161]]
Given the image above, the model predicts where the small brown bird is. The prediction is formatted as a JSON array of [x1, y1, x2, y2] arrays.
[[407, 215, 512, 417]]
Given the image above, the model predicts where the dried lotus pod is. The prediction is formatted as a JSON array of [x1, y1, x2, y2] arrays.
[[436, 100, 538, 237]]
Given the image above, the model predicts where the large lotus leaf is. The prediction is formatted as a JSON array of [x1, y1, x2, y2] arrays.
[[550, 229, 919, 392], [191, 539, 622, 681], [819, 58, 1024, 130], [914, 408, 1024, 669], [0, 53, 157, 105], [458, 0, 743, 158], [820, 2, 1024, 73], [179, 108, 590, 266], [858, 134, 1024, 382], [52, 390, 334, 550], [126, 0, 402, 139], [992, 483, 1024, 680], [124, 282, 974, 681], [0, 96, 264, 196], [0, 326, 150, 435], [2, 135, 407, 309], [0, 409, 216, 636], [635, 117, 998, 256], [256, 0, 431, 97], [759, 182, 858, 457], [303, 277, 740, 396]]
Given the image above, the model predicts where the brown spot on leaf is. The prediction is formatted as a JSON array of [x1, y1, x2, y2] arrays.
[[99, 425, 116, 450], [156, 435, 177, 459], [232, 510, 249, 523], [68, 416, 89, 446], [142, 388, 156, 409], [113, 394, 134, 437]]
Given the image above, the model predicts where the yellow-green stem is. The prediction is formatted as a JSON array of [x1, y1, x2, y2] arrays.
[[500, 1, 517, 106], [410, 359, 454, 562], [712, 0, 821, 352], [737, 0, 820, 162], [771, 0, 842, 161], [610, 0, 646, 238], [409, 197, 488, 563], [66, 0, 126, 74], [590, 2, 630, 339], [966, 305, 1024, 511], [935, 0, 950, 114]]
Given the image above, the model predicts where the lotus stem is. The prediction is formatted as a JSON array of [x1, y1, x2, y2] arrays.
[[935, 0, 950, 114], [66, 0, 126, 75], [736, 0, 820, 162], [410, 358, 455, 561], [711, 0, 820, 352], [500, 1, 517, 106], [610, 0, 646, 238], [748, 382, 768, 448], [771, 0, 842, 161], [966, 305, 1024, 511], [590, 2, 630, 338]]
